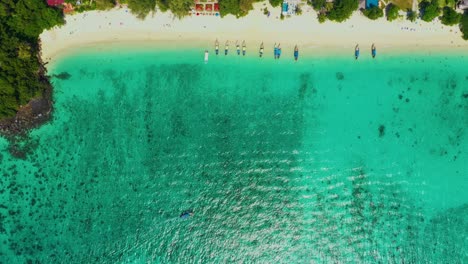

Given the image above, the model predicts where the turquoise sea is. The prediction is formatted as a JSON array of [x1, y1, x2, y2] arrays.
[[0, 46, 467, 263]]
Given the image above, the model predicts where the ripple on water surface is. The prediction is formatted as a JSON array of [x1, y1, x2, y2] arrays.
[[0, 50, 467, 263]]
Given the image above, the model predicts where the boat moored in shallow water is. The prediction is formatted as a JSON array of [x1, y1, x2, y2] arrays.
[[242, 41, 246, 56], [371, 43, 376, 58], [294, 45, 299, 61], [225, 41, 229, 55], [215, 39, 219, 55], [204, 50, 209, 63], [259, 42, 264, 57], [180, 209, 194, 219], [355, 44, 360, 60]]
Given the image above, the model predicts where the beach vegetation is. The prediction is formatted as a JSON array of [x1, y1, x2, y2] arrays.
[[390, 0, 412, 9], [0, 0, 64, 120], [67, 0, 117, 12], [310, 0, 327, 11], [156, 0, 170, 12], [461, 12, 468, 40], [280, 13, 285, 19], [168, 0, 193, 18], [327, 0, 359, 22], [362, 5, 384, 20], [93, 0, 117, 9], [440, 6, 461, 25], [386, 3, 400, 21], [127, 0, 157, 19], [295, 5, 303, 15], [440, 0, 456, 8], [218, 0, 255, 17], [419, 0, 440, 22], [318, 12, 327, 22], [269, 0, 283, 7], [407, 8, 417, 21]]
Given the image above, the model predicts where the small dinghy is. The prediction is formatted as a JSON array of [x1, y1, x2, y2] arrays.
[[294, 45, 299, 61], [355, 44, 360, 60], [180, 209, 194, 219], [259, 42, 264, 57]]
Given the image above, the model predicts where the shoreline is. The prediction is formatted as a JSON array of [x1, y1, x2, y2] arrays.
[[40, 3, 468, 66]]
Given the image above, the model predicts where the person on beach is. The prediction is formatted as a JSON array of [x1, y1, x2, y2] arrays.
[[215, 39, 219, 55], [259, 42, 264, 57], [242, 41, 246, 56], [225, 41, 229, 55], [236, 41, 241, 55]]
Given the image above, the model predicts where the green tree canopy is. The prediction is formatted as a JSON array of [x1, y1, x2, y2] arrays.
[[363, 5, 384, 20], [440, 6, 461, 25], [460, 12, 468, 40], [0, 0, 64, 120], [94, 0, 116, 10], [310, 0, 327, 11], [4, 0, 64, 39], [406, 8, 417, 21], [269, 0, 283, 7], [218, 0, 255, 17], [386, 3, 400, 21], [419, 0, 440, 22], [168, 0, 193, 18], [127, 0, 156, 19], [327, 0, 359, 22], [156, 0, 170, 12]]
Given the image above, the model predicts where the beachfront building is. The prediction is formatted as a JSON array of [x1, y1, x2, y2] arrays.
[[458, 0, 468, 9], [359, 0, 380, 9], [46, 0, 64, 6], [282, 0, 301, 16], [46, 0, 74, 14], [192, 0, 220, 16]]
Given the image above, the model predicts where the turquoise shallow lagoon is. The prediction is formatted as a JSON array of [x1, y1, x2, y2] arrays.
[[0, 48, 467, 263]]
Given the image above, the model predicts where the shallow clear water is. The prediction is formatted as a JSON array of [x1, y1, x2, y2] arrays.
[[0, 48, 467, 263]]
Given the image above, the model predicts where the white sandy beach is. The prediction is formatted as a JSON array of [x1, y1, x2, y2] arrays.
[[40, 2, 468, 62]]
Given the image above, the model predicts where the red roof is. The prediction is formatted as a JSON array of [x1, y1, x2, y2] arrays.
[[195, 4, 204, 11], [214, 3, 219, 11], [47, 0, 64, 6]]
